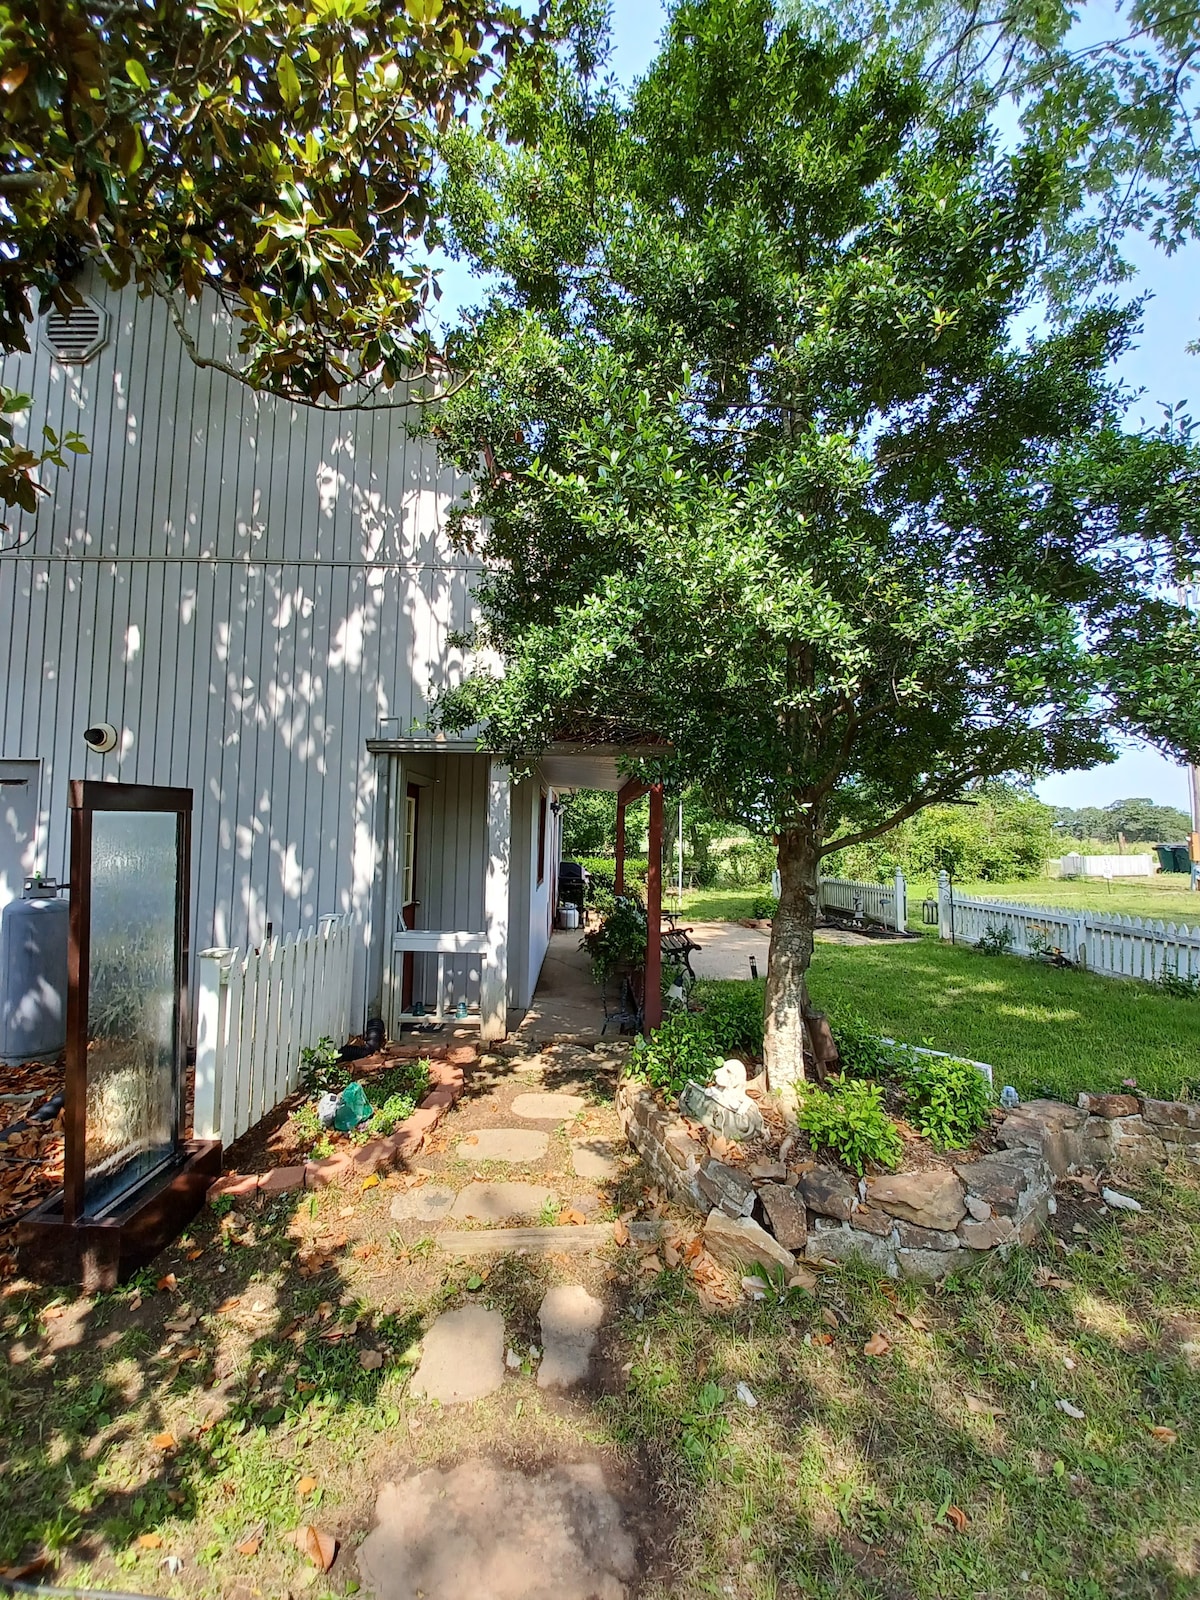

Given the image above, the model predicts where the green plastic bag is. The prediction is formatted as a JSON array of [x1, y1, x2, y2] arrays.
[[333, 1081, 373, 1132]]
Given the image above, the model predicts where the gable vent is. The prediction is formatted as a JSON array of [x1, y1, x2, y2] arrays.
[[41, 295, 109, 363]]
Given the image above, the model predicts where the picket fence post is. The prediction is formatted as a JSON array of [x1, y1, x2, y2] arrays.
[[894, 868, 907, 933], [937, 871, 953, 942], [194, 947, 236, 1141]]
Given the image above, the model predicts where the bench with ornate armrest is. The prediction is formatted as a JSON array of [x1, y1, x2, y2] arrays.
[[660, 922, 701, 980]]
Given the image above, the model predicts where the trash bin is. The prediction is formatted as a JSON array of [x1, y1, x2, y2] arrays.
[[1173, 844, 1193, 874], [1155, 844, 1176, 873]]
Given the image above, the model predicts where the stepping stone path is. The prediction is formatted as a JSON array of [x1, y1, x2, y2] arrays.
[[457, 1127, 550, 1163], [511, 1091, 587, 1123], [537, 1285, 606, 1389], [570, 1136, 622, 1180], [389, 1185, 456, 1224], [449, 1181, 557, 1223], [410, 1305, 505, 1405], [357, 1459, 638, 1600]]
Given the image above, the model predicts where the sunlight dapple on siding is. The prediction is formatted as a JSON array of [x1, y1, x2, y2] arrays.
[[194, 913, 354, 1146]]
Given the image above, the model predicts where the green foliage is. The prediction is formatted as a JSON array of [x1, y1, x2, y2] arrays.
[[976, 924, 1017, 957], [1053, 798, 1193, 844], [898, 1054, 993, 1150], [581, 895, 648, 983], [827, 1008, 901, 1078], [691, 978, 766, 1058], [749, 891, 779, 919], [827, 785, 1057, 884], [798, 1078, 904, 1176], [629, 1011, 723, 1100], [562, 791, 618, 856], [354, 1061, 432, 1138], [0, 0, 538, 405], [1155, 967, 1200, 1000], [714, 837, 777, 889], [299, 1036, 346, 1095]]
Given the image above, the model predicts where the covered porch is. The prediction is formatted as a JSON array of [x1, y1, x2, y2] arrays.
[[364, 738, 667, 1043]]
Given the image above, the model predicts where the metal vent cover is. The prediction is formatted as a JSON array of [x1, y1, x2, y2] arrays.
[[41, 295, 109, 363]]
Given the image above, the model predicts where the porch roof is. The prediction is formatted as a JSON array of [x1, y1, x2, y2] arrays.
[[364, 736, 667, 793]]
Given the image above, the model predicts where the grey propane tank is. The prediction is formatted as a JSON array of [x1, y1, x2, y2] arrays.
[[0, 886, 69, 1065]]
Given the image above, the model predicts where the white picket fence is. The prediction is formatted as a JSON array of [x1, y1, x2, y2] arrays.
[[818, 870, 908, 933], [936, 873, 1200, 983], [193, 913, 355, 1146]]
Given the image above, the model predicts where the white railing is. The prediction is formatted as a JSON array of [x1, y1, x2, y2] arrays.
[[1053, 852, 1156, 878], [936, 872, 1200, 983], [388, 928, 489, 1031], [193, 913, 354, 1146], [817, 870, 908, 933]]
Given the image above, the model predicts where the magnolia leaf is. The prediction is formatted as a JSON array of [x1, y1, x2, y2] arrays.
[[294, 1524, 337, 1572], [277, 54, 301, 109], [862, 1332, 891, 1357]]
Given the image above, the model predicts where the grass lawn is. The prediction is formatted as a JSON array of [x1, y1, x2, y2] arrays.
[[3, 1153, 1199, 1598], [806, 933, 1200, 1103], [907, 874, 1200, 925], [676, 885, 768, 921]]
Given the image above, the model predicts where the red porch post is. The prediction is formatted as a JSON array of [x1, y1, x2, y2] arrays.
[[614, 797, 627, 896], [644, 782, 663, 1032]]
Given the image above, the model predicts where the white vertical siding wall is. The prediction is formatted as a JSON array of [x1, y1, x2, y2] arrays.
[[0, 276, 481, 1035]]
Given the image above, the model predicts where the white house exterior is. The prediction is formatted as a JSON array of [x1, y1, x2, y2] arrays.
[[0, 274, 565, 1040]]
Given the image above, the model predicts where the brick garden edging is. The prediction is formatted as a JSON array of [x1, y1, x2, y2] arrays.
[[208, 1046, 475, 1202], [617, 1077, 1196, 1283]]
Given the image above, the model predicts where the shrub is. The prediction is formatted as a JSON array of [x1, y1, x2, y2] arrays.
[[629, 1011, 722, 1099], [581, 895, 648, 983], [827, 1007, 900, 1078], [716, 837, 777, 888], [899, 1053, 992, 1149], [299, 1035, 348, 1094], [691, 978, 765, 1058], [1155, 966, 1200, 1000], [975, 924, 1015, 957], [750, 891, 778, 919], [798, 1078, 903, 1176]]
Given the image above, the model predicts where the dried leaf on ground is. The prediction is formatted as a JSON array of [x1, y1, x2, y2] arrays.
[[640, 1253, 663, 1274], [151, 1432, 176, 1450], [137, 1533, 163, 1550], [863, 1332, 892, 1357], [361, 1174, 380, 1191], [156, 1273, 177, 1293], [235, 1533, 262, 1557], [359, 1349, 384, 1370], [293, 1525, 337, 1572], [612, 1218, 630, 1247], [1148, 1424, 1178, 1442], [1032, 1266, 1072, 1291], [663, 1240, 681, 1268], [787, 1268, 818, 1291], [561, 1208, 587, 1226], [822, 1308, 839, 1329], [944, 1505, 969, 1533], [213, 1296, 242, 1315], [965, 1394, 1006, 1417], [296, 1476, 318, 1497]]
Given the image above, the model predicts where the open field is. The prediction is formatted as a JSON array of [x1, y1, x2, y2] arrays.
[[908, 874, 1200, 926], [806, 935, 1200, 1103]]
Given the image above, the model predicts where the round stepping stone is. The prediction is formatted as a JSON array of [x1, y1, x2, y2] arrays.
[[449, 1181, 557, 1223], [537, 1285, 605, 1390], [569, 1137, 622, 1180], [357, 1458, 637, 1600], [409, 1305, 505, 1405], [457, 1128, 550, 1164], [389, 1185, 456, 1224], [511, 1091, 586, 1123]]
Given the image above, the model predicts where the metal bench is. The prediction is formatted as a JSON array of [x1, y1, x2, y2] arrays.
[[660, 924, 701, 980]]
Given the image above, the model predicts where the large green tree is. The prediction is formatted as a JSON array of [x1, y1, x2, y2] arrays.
[[0, 0, 542, 522], [430, 0, 1200, 1090]]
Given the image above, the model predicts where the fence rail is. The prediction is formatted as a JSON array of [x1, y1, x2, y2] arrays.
[[817, 871, 908, 933], [937, 873, 1200, 984], [1053, 852, 1156, 878], [193, 913, 354, 1146]]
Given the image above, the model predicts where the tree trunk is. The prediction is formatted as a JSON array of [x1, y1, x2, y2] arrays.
[[763, 826, 820, 1113]]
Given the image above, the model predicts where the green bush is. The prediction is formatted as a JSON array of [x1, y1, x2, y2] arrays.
[[629, 1011, 723, 1099], [299, 1035, 348, 1094], [827, 1007, 900, 1078], [975, 924, 1016, 957], [716, 837, 777, 888], [798, 1078, 904, 1176], [581, 895, 648, 982], [899, 1053, 992, 1149], [750, 891, 778, 919], [692, 978, 765, 1058]]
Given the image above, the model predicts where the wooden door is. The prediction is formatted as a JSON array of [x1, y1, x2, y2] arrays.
[[400, 783, 420, 1011]]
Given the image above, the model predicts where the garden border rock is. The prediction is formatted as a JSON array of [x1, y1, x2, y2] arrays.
[[617, 1076, 1196, 1283], [208, 1048, 473, 1200]]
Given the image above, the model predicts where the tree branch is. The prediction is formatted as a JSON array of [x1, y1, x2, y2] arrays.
[[817, 771, 982, 858]]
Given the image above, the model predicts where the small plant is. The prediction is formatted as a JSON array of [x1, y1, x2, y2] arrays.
[[629, 1011, 723, 1098], [1155, 965, 1200, 999], [900, 1054, 993, 1149], [750, 891, 779, 920], [679, 1380, 729, 1478], [692, 978, 765, 1058], [299, 1035, 348, 1094], [827, 1007, 900, 1078], [975, 924, 1015, 957], [798, 1077, 903, 1176]]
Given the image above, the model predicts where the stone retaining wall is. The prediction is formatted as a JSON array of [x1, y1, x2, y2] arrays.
[[618, 1077, 1196, 1283]]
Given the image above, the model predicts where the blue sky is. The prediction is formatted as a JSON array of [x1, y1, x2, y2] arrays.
[[450, 0, 1200, 815]]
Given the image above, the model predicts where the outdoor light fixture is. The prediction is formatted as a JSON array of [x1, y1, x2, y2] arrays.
[[82, 723, 118, 754]]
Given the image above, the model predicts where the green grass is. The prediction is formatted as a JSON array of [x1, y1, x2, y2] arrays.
[[675, 884, 770, 921], [806, 933, 1200, 1103], [908, 873, 1200, 925]]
